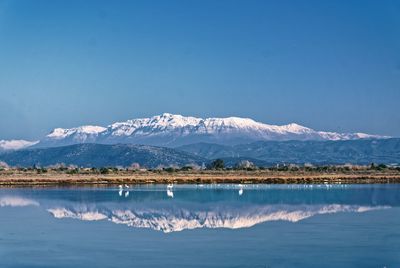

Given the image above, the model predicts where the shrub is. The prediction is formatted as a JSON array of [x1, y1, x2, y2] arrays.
[[180, 166, 193, 171], [164, 167, 175, 173], [99, 168, 109, 174]]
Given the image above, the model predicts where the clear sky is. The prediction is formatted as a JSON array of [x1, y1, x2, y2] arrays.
[[0, 0, 399, 140]]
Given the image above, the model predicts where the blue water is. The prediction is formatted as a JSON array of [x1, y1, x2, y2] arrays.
[[1, 184, 399, 267]]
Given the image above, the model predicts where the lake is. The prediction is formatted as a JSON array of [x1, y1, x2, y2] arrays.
[[1, 184, 399, 267]]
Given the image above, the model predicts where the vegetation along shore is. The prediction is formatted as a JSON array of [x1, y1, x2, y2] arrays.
[[1, 162, 399, 186]]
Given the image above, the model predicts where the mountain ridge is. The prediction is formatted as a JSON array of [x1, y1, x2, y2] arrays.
[[0, 143, 206, 168], [0, 113, 390, 151], [177, 138, 400, 165], [35, 113, 387, 148], [1, 139, 399, 168]]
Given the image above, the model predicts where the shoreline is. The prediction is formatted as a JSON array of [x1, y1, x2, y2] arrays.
[[1, 170, 400, 186]]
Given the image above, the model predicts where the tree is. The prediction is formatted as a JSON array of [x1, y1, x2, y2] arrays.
[[99, 167, 109, 174], [377, 164, 387, 170], [210, 159, 225, 170]]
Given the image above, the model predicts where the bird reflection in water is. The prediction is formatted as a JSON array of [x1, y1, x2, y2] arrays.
[[238, 184, 244, 196], [118, 185, 130, 197], [167, 184, 174, 198]]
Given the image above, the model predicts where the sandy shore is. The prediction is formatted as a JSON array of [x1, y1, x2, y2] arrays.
[[1, 170, 400, 186]]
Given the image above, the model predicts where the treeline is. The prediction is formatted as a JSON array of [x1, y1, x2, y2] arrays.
[[206, 159, 398, 172], [0, 159, 399, 174]]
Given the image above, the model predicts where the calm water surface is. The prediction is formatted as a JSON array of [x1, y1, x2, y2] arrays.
[[0, 184, 399, 268]]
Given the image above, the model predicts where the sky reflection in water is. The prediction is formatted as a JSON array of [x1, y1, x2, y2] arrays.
[[1, 184, 400, 267]]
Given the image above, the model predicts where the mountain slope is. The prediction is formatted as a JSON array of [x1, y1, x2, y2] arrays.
[[178, 138, 400, 165], [35, 113, 386, 148], [0, 143, 206, 168]]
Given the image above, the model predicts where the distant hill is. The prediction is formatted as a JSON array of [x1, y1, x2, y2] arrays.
[[1, 139, 399, 168], [177, 138, 400, 165], [0, 143, 206, 168]]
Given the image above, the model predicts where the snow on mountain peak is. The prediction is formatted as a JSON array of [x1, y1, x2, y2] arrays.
[[108, 114, 202, 137], [203, 116, 261, 128], [279, 123, 313, 133], [47, 125, 107, 139], [36, 113, 388, 147], [0, 140, 39, 151], [146, 113, 201, 127], [316, 131, 386, 141]]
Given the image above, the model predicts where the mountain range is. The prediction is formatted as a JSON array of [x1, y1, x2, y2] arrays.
[[0, 113, 396, 167], [0, 113, 387, 151]]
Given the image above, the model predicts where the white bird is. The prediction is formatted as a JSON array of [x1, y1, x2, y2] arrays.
[[167, 189, 174, 198], [167, 183, 174, 189], [125, 184, 130, 189], [118, 185, 123, 189]]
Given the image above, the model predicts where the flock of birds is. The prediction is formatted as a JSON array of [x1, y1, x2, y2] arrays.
[[118, 183, 176, 198], [116, 183, 349, 199], [117, 183, 245, 198]]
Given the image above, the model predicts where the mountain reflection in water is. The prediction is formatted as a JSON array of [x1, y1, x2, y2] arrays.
[[1, 184, 398, 233], [47, 204, 389, 233]]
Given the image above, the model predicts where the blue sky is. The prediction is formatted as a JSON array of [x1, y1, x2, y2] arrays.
[[0, 0, 399, 140]]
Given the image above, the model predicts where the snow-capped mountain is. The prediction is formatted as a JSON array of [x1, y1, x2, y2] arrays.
[[0, 140, 38, 151], [42, 125, 106, 147], [37, 113, 386, 148]]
